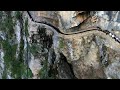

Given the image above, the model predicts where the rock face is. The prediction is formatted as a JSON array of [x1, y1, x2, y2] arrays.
[[1, 11, 120, 79], [58, 11, 90, 30], [0, 11, 32, 79]]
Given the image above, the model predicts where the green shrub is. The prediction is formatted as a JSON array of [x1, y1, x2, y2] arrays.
[[59, 38, 64, 48], [24, 18, 29, 37]]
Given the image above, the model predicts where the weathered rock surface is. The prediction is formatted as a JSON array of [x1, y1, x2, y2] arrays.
[[1, 11, 120, 79], [57, 11, 120, 79]]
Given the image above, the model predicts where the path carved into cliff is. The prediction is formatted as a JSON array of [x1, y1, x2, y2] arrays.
[[27, 11, 120, 52]]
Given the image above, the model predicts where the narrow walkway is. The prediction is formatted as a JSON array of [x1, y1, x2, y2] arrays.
[[27, 11, 120, 52]]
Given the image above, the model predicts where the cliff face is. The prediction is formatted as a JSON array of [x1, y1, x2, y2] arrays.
[[0, 11, 32, 79], [0, 11, 120, 79]]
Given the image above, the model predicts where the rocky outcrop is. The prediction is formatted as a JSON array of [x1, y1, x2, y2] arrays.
[[1, 11, 120, 79], [54, 11, 120, 79]]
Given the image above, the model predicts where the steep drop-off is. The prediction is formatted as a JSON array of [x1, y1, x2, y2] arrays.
[[1, 11, 120, 79]]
